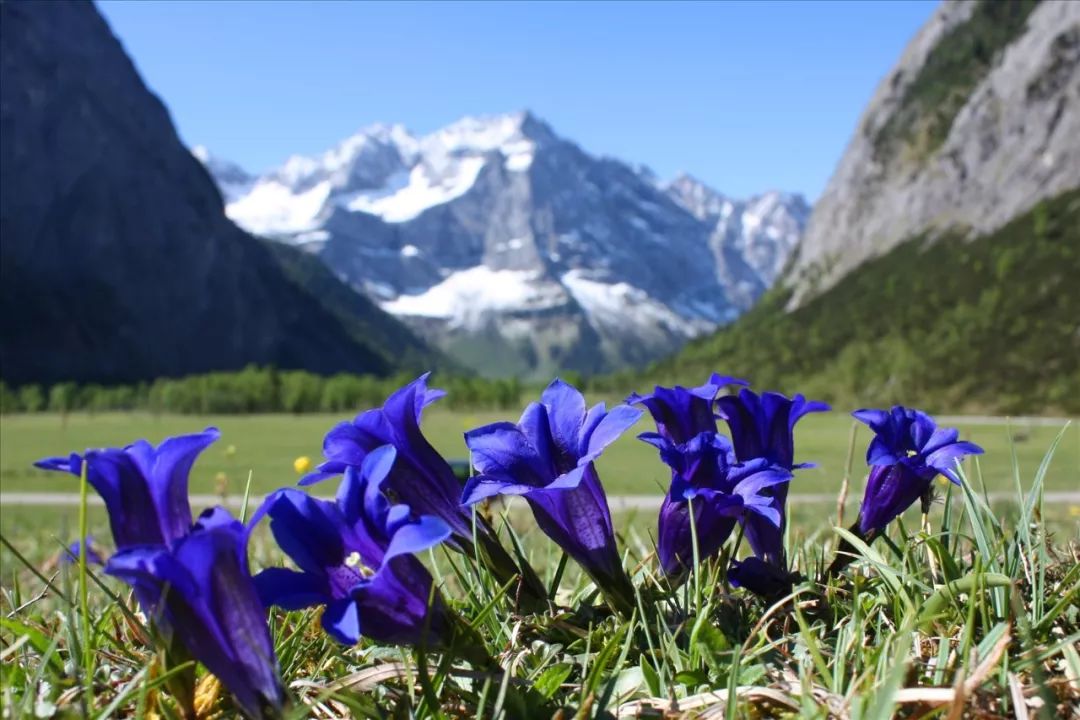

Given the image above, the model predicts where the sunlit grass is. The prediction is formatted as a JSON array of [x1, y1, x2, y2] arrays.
[[2, 410, 1077, 496], [1, 423, 1078, 717]]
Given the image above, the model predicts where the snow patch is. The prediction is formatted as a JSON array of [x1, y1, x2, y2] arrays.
[[561, 270, 711, 338], [401, 244, 420, 257], [226, 180, 331, 236], [344, 157, 485, 222], [382, 267, 568, 329]]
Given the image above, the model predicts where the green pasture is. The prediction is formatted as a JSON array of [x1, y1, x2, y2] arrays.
[[1, 409, 1077, 499], [2, 408, 1077, 573]]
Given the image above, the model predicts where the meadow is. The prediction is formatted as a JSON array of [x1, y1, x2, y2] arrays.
[[1, 403, 1078, 718], [1, 408, 1077, 498]]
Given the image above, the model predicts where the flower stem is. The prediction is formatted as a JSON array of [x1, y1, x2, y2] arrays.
[[78, 461, 93, 708], [687, 495, 702, 615]]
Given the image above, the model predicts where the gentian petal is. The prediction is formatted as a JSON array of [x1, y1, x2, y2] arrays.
[[851, 408, 889, 427], [320, 420, 378, 472], [82, 449, 168, 548], [465, 422, 548, 487], [581, 404, 641, 462], [174, 517, 285, 718], [193, 505, 235, 532], [255, 489, 347, 575], [657, 494, 738, 576], [350, 557, 446, 648], [384, 515, 451, 561], [909, 411, 938, 451], [541, 379, 587, 462], [146, 428, 219, 542], [629, 380, 720, 443], [920, 427, 960, 455], [865, 436, 903, 466], [578, 402, 608, 456], [461, 473, 538, 504], [34, 453, 82, 474], [857, 463, 930, 535], [322, 598, 362, 645], [106, 545, 196, 602], [925, 441, 983, 482], [708, 373, 749, 388], [253, 568, 328, 611]]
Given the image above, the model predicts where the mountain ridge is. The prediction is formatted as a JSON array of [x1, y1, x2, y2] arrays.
[[199, 112, 809, 377]]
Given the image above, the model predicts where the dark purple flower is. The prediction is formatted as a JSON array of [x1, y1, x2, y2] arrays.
[[728, 556, 796, 599], [716, 390, 828, 565], [299, 374, 546, 606], [253, 446, 454, 648], [627, 373, 746, 444], [853, 407, 984, 534], [63, 537, 105, 566], [35, 428, 220, 549], [106, 508, 285, 720], [300, 374, 468, 534], [462, 379, 641, 614], [640, 431, 791, 576]]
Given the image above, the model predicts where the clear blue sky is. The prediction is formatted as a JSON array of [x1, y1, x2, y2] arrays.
[[98, 0, 936, 200]]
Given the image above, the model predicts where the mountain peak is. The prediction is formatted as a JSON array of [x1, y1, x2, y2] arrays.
[[663, 173, 731, 222], [427, 110, 556, 156]]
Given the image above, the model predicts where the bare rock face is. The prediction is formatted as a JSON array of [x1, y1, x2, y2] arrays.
[[787, 0, 1080, 304], [0, 0, 439, 385]]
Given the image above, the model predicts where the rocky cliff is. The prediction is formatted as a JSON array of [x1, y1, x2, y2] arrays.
[[787, 0, 1079, 303]]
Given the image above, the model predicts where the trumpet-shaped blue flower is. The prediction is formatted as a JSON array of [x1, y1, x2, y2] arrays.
[[106, 508, 286, 720], [640, 431, 791, 576], [299, 373, 546, 606], [627, 374, 746, 444], [853, 406, 984, 534], [462, 379, 641, 613], [254, 446, 454, 648], [716, 390, 828, 565], [35, 428, 220, 549], [300, 373, 469, 537]]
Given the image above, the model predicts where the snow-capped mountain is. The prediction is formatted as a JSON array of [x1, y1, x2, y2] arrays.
[[198, 112, 807, 377], [662, 174, 810, 308]]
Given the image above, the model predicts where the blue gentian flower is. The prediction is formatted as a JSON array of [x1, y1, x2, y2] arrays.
[[641, 431, 791, 576], [253, 446, 455, 648], [627, 374, 746, 443], [63, 536, 105, 566], [106, 507, 286, 720], [300, 373, 467, 536], [716, 390, 828, 566], [299, 374, 546, 605], [852, 407, 984, 535], [35, 428, 220, 549], [462, 379, 641, 614]]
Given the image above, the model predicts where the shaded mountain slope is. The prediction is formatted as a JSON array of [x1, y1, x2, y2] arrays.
[[0, 0, 441, 385]]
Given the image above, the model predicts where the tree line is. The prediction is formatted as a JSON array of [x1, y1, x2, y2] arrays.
[[0, 366, 531, 415]]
